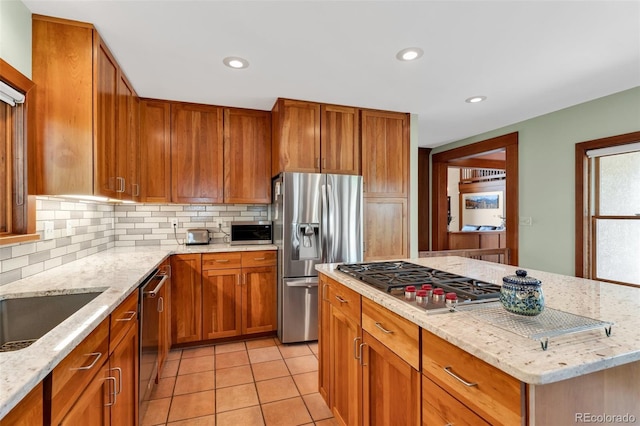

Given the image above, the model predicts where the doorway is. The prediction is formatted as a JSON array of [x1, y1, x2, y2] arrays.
[[431, 132, 519, 265]]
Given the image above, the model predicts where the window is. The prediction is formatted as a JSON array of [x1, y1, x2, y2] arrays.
[[576, 132, 640, 287], [0, 58, 37, 244]]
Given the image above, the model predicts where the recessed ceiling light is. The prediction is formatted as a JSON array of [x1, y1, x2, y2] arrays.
[[465, 96, 487, 103], [223, 56, 249, 69], [396, 47, 423, 61]]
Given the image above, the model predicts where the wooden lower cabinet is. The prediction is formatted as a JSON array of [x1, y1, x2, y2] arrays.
[[171, 254, 203, 344], [422, 375, 489, 426], [318, 274, 331, 404], [202, 267, 242, 339], [364, 198, 408, 261], [59, 361, 111, 426], [242, 265, 277, 334], [109, 323, 139, 426], [158, 261, 172, 376], [0, 382, 43, 426]]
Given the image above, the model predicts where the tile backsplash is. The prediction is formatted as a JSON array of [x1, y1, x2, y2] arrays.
[[0, 197, 269, 286]]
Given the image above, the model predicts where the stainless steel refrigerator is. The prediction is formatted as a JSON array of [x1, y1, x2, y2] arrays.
[[272, 172, 363, 343]]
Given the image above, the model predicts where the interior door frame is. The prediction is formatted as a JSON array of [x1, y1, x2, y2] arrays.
[[432, 132, 519, 265]]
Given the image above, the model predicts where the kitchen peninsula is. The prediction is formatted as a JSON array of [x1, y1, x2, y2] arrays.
[[317, 257, 640, 425]]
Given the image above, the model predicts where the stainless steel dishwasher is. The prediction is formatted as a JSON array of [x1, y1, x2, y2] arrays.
[[138, 267, 168, 424]]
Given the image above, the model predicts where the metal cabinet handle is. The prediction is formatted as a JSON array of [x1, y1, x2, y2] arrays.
[[353, 336, 362, 360], [105, 376, 117, 406], [253, 257, 265, 261], [322, 283, 329, 301], [144, 275, 167, 298], [70, 352, 102, 371], [116, 177, 125, 193], [133, 183, 140, 197], [322, 158, 326, 169], [115, 311, 136, 322], [158, 296, 164, 313], [335, 295, 348, 304], [374, 322, 394, 334], [216, 259, 230, 263], [110, 367, 123, 395], [444, 366, 478, 387], [359, 343, 367, 366]]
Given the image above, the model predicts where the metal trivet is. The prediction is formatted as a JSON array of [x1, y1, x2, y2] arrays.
[[454, 301, 613, 350], [0, 339, 37, 352]]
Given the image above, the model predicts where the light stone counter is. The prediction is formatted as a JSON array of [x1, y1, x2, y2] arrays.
[[316, 257, 640, 386], [0, 243, 276, 420]]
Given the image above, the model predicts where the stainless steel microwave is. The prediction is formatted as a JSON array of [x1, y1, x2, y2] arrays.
[[230, 221, 273, 245]]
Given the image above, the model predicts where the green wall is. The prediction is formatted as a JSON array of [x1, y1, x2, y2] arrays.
[[0, 0, 31, 77], [431, 86, 640, 275]]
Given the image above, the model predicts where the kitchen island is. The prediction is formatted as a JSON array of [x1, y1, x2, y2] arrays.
[[317, 257, 640, 425]]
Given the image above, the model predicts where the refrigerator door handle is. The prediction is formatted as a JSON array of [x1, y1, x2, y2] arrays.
[[321, 183, 328, 263], [326, 183, 333, 263]]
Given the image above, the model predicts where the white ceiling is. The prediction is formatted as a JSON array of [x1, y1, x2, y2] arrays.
[[22, 0, 640, 148]]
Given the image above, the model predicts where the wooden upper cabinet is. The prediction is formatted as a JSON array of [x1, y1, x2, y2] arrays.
[[272, 99, 321, 175], [116, 73, 140, 201], [364, 198, 408, 261], [223, 108, 271, 203], [171, 103, 224, 203], [361, 110, 409, 197], [140, 99, 171, 203], [320, 104, 360, 175]]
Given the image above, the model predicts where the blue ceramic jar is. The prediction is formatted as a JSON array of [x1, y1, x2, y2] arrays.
[[500, 269, 544, 316]]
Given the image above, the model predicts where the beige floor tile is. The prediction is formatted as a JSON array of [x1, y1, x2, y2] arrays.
[[141, 397, 171, 425], [214, 341, 246, 354], [261, 397, 313, 426], [302, 393, 333, 421], [179, 355, 215, 375], [167, 350, 183, 361], [151, 376, 176, 400], [315, 419, 339, 426], [182, 346, 216, 359], [216, 350, 250, 369], [251, 359, 291, 382], [174, 370, 216, 395], [277, 343, 313, 359], [161, 359, 181, 378], [248, 346, 283, 364], [256, 376, 300, 404], [284, 355, 318, 375], [245, 337, 278, 350], [216, 365, 254, 388], [307, 342, 318, 355], [216, 406, 265, 426], [215, 383, 259, 413], [168, 390, 216, 423], [292, 371, 317, 395], [168, 414, 216, 425]]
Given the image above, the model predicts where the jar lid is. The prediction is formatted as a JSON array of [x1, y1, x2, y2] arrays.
[[503, 269, 541, 286]]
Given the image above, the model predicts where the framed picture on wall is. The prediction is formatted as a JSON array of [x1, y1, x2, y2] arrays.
[[464, 193, 499, 209], [461, 191, 504, 228]]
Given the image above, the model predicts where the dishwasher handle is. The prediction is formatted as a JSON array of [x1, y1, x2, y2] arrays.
[[144, 275, 168, 298]]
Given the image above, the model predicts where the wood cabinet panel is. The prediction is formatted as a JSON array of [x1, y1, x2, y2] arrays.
[[202, 268, 242, 340], [223, 108, 271, 203], [170, 254, 202, 344], [320, 104, 360, 175], [362, 331, 420, 426], [318, 275, 331, 405], [271, 99, 321, 174], [116, 72, 139, 201], [109, 290, 138, 353], [140, 99, 171, 203], [0, 382, 43, 426], [202, 252, 242, 270], [361, 110, 408, 197], [171, 103, 223, 203], [240, 250, 277, 268], [158, 261, 171, 376], [242, 265, 277, 334], [95, 36, 118, 198], [109, 321, 139, 426], [59, 361, 111, 426], [422, 374, 490, 426], [364, 198, 407, 261], [328, 280, 362, 326]]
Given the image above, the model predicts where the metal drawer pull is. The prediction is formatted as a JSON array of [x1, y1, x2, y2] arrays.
[[158, 296, 164, 313], [444, 366, 478, 387], [115, 311, 136, 322], [110, 367, 123, 394], [374, 322, 394, 334], [253, 257, 265, 261], [105, 376, 117, 406], [353, 336, 362, 360], [71, 352, 102, 371], [335, 295, 348, 304], [322, 283, 329, 301], [359, 343, 367, 366], [216, 259, 230, 263], [144, 275, 167, 298]]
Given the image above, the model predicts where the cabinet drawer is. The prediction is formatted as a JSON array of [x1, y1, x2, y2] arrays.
[[202, 252, 242, 270], [241, 250, 276, 267], [422, 375, 490, 426], [361, 298, 419, 370], [109, 290, 138, 353], [328, 279, 361, 325], [421, 329, 523, 426], [51, 317, 109, 424]]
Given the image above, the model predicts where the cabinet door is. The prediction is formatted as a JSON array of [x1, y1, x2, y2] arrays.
[[170, 254, 202, 344], [171, 103, 223, 203], [241, 265, 277, 335], [116, 71, 139, 201], [0, 382, 43, 426], [330, 305, 362, 426], [318, 275, 331, 405], [362, 331, 420, 426], [109, 322, 139, 426], [321, 105, 360, 175], [223, 108, 271, 203], [422, 375, 490, 426], [364, 198, 407, 261], [361, 110, 408, 197], [140, 99, 171, 203], [158, 263, 171, 376], [272, 99, 321, 174], [95, 35, 119, 198], [59, 361, 111, 426], [202, 268, 242, 339]]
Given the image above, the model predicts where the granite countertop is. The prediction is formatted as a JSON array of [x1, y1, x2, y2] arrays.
[[316, 257, 640, 386], [0, 243, 277, 419]]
